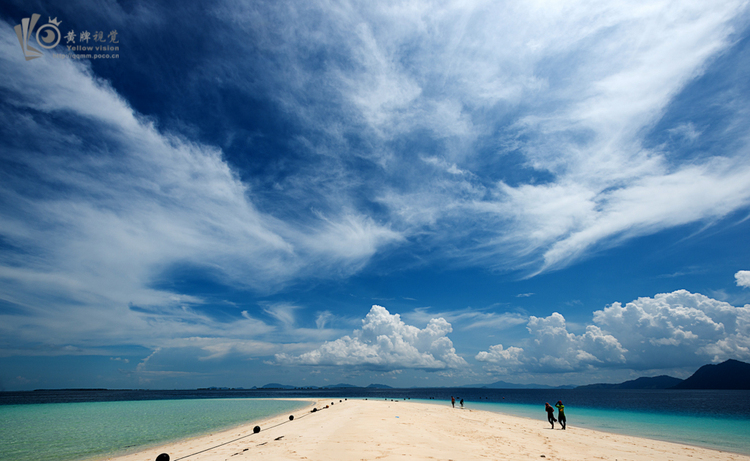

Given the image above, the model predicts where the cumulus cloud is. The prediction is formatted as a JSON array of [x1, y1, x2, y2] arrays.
[[475, 344, 524, 366], [593, 290, 750, 366], [477, 290, 750, 373], [736, 271, 750, 288], [276, 305, 467, 371], [3, 0, 750, 385], [476, 312, 627, 372]]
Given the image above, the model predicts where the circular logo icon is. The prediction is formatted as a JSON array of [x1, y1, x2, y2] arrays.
[[36, 23, 61, 49]]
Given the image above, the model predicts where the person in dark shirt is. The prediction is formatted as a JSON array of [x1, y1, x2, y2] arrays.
[[545, 402, 556, 429]]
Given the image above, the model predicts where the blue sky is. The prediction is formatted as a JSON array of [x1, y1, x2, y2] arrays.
[[1, 0, 750, 391]]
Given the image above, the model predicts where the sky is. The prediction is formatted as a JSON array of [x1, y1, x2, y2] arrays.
[[1, 0, 750, 391]]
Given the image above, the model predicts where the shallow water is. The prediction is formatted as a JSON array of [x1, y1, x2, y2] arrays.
[[2, 388, 749, 458], [0, 398, 310, 461], [440, 400, 750, 455]]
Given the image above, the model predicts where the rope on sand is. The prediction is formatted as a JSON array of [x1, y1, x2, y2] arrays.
[[170, 403, 330, 461]]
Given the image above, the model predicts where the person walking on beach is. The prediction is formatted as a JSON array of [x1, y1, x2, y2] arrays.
[[545, 402, 556, 429], [555, 400, 566, 430], [451, 396, 455, 408], [460, 398, 464, 409]]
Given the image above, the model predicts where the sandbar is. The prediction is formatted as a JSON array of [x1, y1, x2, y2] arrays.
[[103, 399, 750, 461]]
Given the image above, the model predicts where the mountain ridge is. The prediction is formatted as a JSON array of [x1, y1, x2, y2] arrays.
[[671, 359, 750, 390], [576, 375, 683, 390], [253, 359, 750, 390]]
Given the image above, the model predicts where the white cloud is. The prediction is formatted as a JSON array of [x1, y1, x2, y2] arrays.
[[315, 311, 334, 329], [736, 270, 750, 288], [476, 289, 750, 373], [276, 305, 467, 371], [219, 0, 750, 275], [534, 160, 750, 273], [668, 122, 702, 142], [0, 21, 405, 356], [593, 290, 750, 366], [198, 0, 750, 279], [404, 307, 527, 331], [530, 314, 628, 368], [475, 344, 524, 366], [262, 303, 301, 328], [296, 212, 403, 269], [3, 0, 750, 380], [476, 312, 626, 372]]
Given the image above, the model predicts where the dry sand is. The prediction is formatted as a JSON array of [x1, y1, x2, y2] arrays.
[[104, 399, 750, 461]]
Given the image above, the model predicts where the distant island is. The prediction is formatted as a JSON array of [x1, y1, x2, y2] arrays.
[[366, 383, 395, 389], [197, 359, 750, 391], [463, 380, 576, 390], [671, 359, 750, 390], [254, 383, 394, 390], [576, 375, 684, 390], [258, 383, 297, 389], [575, 359, 750, 390], [19, 359, 750, 394]]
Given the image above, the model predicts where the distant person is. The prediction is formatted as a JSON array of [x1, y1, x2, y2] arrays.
[[545, 402, 556, 429], [451, 396, 455, 408], [460, 398, 464, 409], [555, 400, 566, 430]]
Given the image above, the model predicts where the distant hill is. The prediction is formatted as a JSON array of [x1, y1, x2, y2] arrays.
[[465, 380, 575, 389], [259, 382, 395, 389], [260, 383, 296, 389], [577, 375, 683, 390], [197, 386, 247, 390], [671, 359, 750, 390]]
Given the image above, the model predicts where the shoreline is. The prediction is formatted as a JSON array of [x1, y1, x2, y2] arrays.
[[459, 399, 750, 455], [103, 399, 750, 461], [93, 398, 318, 461]]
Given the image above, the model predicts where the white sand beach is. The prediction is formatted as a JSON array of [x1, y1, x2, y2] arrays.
[[104, 399, 750, 461]]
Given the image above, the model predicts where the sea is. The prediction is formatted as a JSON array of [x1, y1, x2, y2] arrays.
[[1, 387, 749, 461]]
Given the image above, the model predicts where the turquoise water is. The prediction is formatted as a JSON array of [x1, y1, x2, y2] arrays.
[[0, 398, 310, 461], [3, 389, 749, 459], [416, 399, 750, 455]]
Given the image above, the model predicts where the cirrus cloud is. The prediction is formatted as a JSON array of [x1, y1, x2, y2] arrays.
[[0, 21, 403, 357], [208, 0, 750, 277]]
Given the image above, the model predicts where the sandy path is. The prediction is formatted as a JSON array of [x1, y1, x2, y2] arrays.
[[105, 399, 750, 461]]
